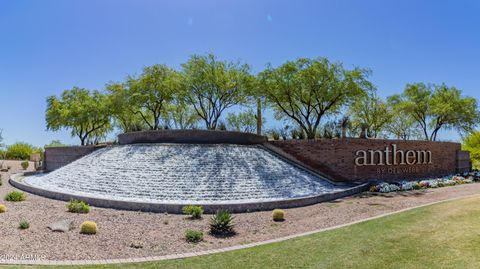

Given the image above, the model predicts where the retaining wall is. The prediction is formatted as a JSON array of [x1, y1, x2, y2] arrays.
[[118, 130, 267, 145], [43, 145, 106, 172]]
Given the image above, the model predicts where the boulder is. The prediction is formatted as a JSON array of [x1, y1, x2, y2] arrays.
[[48, 220, 74, 232]]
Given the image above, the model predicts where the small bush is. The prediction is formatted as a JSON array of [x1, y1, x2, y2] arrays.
[[5, 142, 36, 160], [182, 205, 204, 219], [272, 209, 285, 222], [67, 200, 90, 214], [19, 221, 30, 230], [5, 191, 26, 202], [210, 210, 235, 236], [0, 204, 7, 213], [21, 161, 29, 170], [80, 221, 97, 235], [185, 229, 204, 243], [269, 129, 280, 140]]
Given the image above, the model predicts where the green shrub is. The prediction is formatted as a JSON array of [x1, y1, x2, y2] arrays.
[[269, 129, 280, 140], [67, 200, 90, 213], [0, 204, 7, 213], [185, 229, 204, 243], [19, 221, 30, 230], [4, 191, 26, 202], [44, 140, 67, 148], [272, 209, 285, 222], [182, 205, 204, 219], [210, 210, 235, 236], [80, 221, 97, 234], [5, 143, 34, 160], [21, 161, 29, 170]]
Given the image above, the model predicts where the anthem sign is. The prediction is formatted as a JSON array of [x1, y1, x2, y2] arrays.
[[269, 138, 468, 182], [354, 144, 432, 166]]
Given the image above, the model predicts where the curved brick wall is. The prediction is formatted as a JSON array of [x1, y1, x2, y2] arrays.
[[269, 138, 471, 182], [118, 130, 267, 145]]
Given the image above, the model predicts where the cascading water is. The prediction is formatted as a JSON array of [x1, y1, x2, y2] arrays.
[[24, 144, 348, 204]]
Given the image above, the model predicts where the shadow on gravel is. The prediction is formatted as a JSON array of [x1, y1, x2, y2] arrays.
[[355, 190, 428, 199]]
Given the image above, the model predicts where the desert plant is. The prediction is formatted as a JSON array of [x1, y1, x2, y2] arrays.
[[298, 128, 306, 139], [5, 142, 41, 160], [210, 210, 235, 236], [272, 209, 285, 222], [4, 191, 26, 202], [67, 200, 90, 214], [19, 221, 30, 230], [217, 121, 227, 131], [269, 129, 280, 140], [185, 229, 204, 243], [0, 204, 6, 213], [182, 205, 204, 219], [21, 161, 29, 170], [80, 221, 97, 234]]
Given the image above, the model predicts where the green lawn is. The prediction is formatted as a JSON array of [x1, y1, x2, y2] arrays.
[[4, 195, 480, 269]]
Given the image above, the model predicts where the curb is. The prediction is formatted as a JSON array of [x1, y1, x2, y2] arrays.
[[0, 192, 478, 266]]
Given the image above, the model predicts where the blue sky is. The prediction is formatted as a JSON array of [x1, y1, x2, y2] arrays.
[[0, 0, 479, 146]]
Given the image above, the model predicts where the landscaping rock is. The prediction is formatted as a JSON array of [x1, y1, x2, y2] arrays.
[[48, 220, 74, 232]]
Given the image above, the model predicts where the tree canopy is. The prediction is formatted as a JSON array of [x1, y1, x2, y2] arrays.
[[106, 83, 148, 133], [44, 54, 479, 144], [226, 109, 262, 133], [463, 131, 480, 169], [46, 87, 112, 145], [391, 83, 479, 141], [181, 54, 254, 130], [258, 57, 372, 139], [348, 92, 392, 138], [127, 64, 182, 130]]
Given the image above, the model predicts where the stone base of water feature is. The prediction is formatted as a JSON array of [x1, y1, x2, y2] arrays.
[[10, 173, 368, 213]]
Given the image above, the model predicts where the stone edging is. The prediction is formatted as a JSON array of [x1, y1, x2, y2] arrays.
[[9, 173, 370, 214], [1, 192, 477, 266]]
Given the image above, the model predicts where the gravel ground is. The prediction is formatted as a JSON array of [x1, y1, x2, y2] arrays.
[[1, 161, 479, 261]]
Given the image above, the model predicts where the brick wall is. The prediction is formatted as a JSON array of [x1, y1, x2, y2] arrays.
[[118, 130, 267, 145], [44, 145, 106, 172], [269, 138, 471, 182]]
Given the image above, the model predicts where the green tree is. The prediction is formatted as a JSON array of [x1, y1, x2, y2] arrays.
[[46, 87, 112, 145], [5, 142, 42, 160], [125, 64, 182, 130], [385, 95, 420, 140], [463, 131, 480, 169], [164, 102, 200, 129], [106, 83, 148, 132], [44, 140, 66, 148], [258, 57, 372, 139], [181, 54, 253, 130], [348, 92, 392, 138], [391, 83, 479, 141], [226, 109, 263, 133]]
